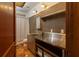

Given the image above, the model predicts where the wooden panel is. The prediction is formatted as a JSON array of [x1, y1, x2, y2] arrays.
[[66, 2, 79, 56], [5, 45, 15, 57], [2, 42, 15, 57], [0, 3, 15, 56], [37, 2, 66, 18]]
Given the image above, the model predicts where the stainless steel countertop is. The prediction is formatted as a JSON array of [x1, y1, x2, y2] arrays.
[[28, 32, 66, 49]]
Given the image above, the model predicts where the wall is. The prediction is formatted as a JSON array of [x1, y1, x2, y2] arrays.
[[66, 2, 79, 56], [0, 3, 15, 56], [16, 15, 24, 42], [24, 17, 29, 39], [41, 12, 65, 33], [16, 14, 29, 43]]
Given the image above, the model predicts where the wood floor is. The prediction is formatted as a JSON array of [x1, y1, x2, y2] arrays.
[[16, 43, 34, 57]]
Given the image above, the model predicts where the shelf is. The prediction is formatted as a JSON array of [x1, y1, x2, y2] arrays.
[[36, 43, 59, 57], [37, 2, 66, 18], [41, 11, 65, 21]]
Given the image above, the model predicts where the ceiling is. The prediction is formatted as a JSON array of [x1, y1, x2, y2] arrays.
[[15, 2, 25, 7], [16, 2, 39, 12], [16, 2, 58, 15]]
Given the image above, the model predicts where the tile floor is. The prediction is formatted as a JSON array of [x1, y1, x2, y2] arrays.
[[16, 43, 34, 57]]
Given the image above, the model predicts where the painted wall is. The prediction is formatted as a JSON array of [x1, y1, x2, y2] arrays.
[[24, 17, 29, 39], [16, 14, 29, 43], [16, 15, 25, 42]]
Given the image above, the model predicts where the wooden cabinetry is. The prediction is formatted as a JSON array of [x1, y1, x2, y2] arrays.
[[65, 2, 79, 56], [0, 3, 15, 56]]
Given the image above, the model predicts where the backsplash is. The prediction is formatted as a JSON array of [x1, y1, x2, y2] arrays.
[[41, 12, 65, 33]]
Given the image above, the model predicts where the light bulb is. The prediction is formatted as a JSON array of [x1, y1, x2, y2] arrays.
[[32, 11, 36, 13]]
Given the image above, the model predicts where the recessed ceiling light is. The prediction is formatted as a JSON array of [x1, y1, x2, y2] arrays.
[[33, 10, 37, 13], [41, 4, 45, 8], [41, 4, 48, 9]]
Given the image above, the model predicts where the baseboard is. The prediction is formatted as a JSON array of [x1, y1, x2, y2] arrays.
[[16, 39, 27, 45]]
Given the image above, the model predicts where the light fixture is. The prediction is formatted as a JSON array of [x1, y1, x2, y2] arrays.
[[32, 10, 37, 13], [41, 4, 47, 8], [41, 4, 45, 8], [33, 11, 36, 13], [15, 2, 25, 7]]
